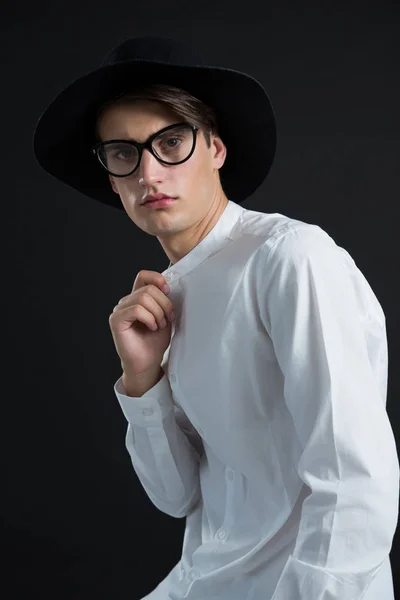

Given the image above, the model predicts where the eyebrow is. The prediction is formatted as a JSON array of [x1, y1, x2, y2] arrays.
[[123, 131, 158, 143], [109, 123, 185, 144]]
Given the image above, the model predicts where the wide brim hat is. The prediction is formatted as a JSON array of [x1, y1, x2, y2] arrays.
[[32, 36, 277, 210]]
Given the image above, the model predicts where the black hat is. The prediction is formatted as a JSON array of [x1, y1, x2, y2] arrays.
[[32, 36, 277, 210]]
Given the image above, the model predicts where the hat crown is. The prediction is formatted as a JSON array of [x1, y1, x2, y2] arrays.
[[100, 36, 205, 68]]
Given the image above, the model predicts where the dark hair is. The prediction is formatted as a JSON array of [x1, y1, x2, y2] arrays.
[[94, 83, 220, 148]]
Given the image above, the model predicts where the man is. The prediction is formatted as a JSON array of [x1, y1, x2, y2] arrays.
[[33, 36, 399, 600]]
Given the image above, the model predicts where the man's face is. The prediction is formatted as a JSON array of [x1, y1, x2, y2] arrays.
[[96, 98, 227, 240]]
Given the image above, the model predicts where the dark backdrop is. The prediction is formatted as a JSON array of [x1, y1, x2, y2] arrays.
[[2, 1, 399, 598]]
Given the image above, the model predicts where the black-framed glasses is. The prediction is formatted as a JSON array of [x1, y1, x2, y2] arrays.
[[91, 122, 199, 177]]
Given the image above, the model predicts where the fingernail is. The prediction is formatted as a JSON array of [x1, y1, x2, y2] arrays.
[[163, 284, 170, 294]]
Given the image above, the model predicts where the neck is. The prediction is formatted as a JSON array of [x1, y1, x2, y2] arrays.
[[159, 194, 229, 265]]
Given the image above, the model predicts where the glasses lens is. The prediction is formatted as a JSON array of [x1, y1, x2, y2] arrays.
[[98, 143, 139, 176], [151, 124, 194, 164], [97, 124, 194, 176]]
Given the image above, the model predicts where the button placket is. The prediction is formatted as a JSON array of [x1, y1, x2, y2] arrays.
[[165, 271, 176, 282], [190, 570, 200, 580], [217, 529, 227, 540]]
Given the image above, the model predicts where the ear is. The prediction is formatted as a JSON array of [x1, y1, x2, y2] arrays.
[[109, 174, 119, 194], [211, 135, 227, 170]]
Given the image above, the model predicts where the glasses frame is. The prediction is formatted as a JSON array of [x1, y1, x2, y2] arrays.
[[91, 122, 199, 178]]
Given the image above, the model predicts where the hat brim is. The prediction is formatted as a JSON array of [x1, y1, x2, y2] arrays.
[[33, 60, 277, 209]]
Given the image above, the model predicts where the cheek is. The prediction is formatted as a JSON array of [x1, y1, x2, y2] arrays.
[[179, 155, 210, 185], [114, 177, 140, 198]]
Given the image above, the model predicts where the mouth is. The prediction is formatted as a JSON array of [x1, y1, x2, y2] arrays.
[[143, 197, 177, 209]]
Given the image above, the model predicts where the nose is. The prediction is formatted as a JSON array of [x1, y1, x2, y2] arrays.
[[138, 148, 166, 187]]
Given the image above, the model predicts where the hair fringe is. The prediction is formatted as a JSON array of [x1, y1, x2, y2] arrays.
[[94, 84, 219, 148]]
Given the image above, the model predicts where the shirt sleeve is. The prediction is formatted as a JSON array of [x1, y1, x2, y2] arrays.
[[257, 224, 399, 600], [114, 371, 203, 518]]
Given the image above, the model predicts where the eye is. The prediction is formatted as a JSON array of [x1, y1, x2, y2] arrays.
[[165, 137, 181, 147], [114, 149, 135, 160]]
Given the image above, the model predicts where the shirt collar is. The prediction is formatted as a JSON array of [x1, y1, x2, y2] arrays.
[[162, 200, 245, 282]]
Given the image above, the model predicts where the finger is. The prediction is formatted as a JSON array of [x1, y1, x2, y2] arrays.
[[132, 270, 168, 294], [144, 285, 175, 321], [118, 284, 174, 316], [112, 292, 170, 329], [113, 294, 133, 311], [135, 291, 170, 329], [112, 303, 159, 332], [127, 304, 159, 331]]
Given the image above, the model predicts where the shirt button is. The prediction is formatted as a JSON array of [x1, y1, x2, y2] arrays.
[[142, 408, 154, 416], [227, 470, 234, 480], [165, 272, 176, 282], [170, 374, 176, 383], [190, 570, 200, 580], [217, 529, 227, 539]]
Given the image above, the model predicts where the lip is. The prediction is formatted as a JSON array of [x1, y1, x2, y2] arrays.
[[143, 198, 177, 209]]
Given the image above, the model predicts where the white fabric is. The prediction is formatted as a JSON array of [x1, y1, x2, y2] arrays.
[[114, 200, 399, 600]]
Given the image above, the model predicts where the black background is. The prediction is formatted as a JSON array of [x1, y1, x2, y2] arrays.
[[2, 0, 399, 598]]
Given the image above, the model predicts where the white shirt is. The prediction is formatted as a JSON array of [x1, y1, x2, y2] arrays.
[[114, 200, 399, 600]]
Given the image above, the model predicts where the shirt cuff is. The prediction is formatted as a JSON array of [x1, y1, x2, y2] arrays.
[[114, 372, 175, 426]]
